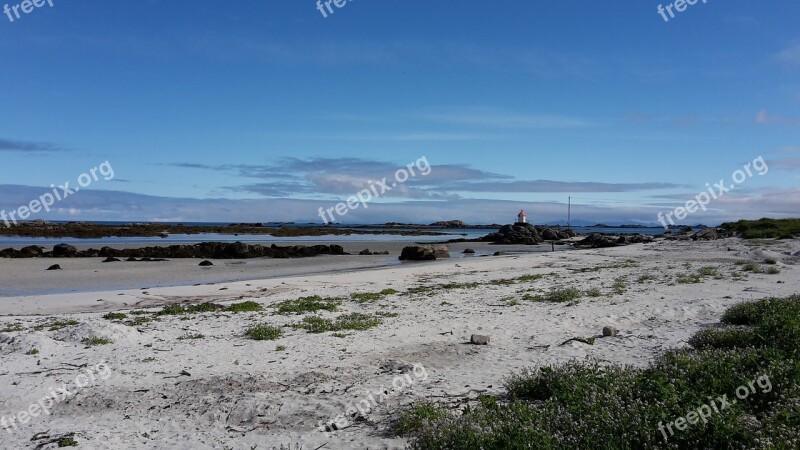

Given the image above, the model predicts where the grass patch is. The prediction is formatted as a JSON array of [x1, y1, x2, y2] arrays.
[[517, 274, 544, 282], [351, 289, 399, 303], [636, 274, 657, 283], [1, 323, 25, 332], [721, 217, 800, 239], [764, 258, 778, 265], [766, 267, 781, 275], [102, 312, 127, 321], [523, 287, 582, 303], [245, 325, 283, 341], [698, 266, 718, 277], [26, 347, 39, 355], [584, 287, 602, 298], [224, 301, 264, 313], [294, 313, 382, 333], [276, 345, 287, 351], [33, 319, 80, 331], [82, 337, 112, 346], [275, 296, 340, 314], [676, 273, 701, 284], [124, 316, 153, 327], [611, 276, 627, 294], [397, 402, 448, 435], [399, 294, 800, 448], [741, 262, 763, 273]]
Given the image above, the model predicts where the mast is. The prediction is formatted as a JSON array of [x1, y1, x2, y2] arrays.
[[568, 196, 571, 230]]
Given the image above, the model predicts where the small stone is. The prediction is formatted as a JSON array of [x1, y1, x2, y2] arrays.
[[493, 251, 507, 256], [102, 257, 121, 263], [463, 249, 476, 254], [470, 334, 490, 345], [199, 260, 214, 267], [603, 326, 618, 337], [46, 264, 62, 271]]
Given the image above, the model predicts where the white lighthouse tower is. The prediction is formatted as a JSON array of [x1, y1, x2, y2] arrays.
[[517, 210, 527, 224]]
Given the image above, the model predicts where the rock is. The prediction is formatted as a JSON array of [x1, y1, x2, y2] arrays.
[[20, 245, 44, 257], [575, 234, 619, 248], [126, 257, 139, 262], [399, 246, 437, 261], [359, 249, 373, 255], [429, 220, 468, 228], [481, 223, 542, 245], [102, 257, 121, 263], [493, 251, 507, 256], [603, 326, 619, 337], [46, 264, 62, 271], [541, 228, 560, 240], [198, 260, 214, 267], [52, 243, 78, 257], [463, 248, 476, 254], [470, 334, 490, 345], [399, 245, 448, 261]]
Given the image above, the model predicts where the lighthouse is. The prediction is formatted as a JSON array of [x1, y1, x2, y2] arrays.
[[517, 210, 527, 224]]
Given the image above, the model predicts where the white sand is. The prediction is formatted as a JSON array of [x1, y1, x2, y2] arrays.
[[0, 238, 797, 449]]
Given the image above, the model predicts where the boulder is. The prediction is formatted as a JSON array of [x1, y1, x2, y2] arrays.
[[541, 228, 560, 240], [463, 249, 476, 254], [470, 335, 490, 345], [198, 260, 214, 267], [20, 246, 44, 257], [52, 244, 78, 257], [399, 246, 437, 261], [102, 257, 121, 263], [46, 264, 62, 271], [481, 223, 542, 245], [603, 326, 619, 337], [575, 234, 619, 248]]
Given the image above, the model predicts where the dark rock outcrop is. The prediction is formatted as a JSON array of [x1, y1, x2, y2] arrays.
[[576, 233, 654, 248], [399, 245, 450, 261], [0, 242, 350, 260]]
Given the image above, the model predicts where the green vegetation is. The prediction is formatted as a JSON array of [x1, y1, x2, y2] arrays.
[[82, 337, 112, 346], [26, 347, 39, 355], [676, 273, 701, 284], [276, 345, 287, 351], [225, 301, 264, 313], [636, 274, 657, 284], [584, 287, 602, 298], [294, 313, 382, 333], [721, 217, 800, 239], [245, 325, 283, 341], [764, 258, 778, 265], [397, 402, 448, 435], [398, 295, 800, 448], [740, 262, 763, 273], [274, 295, 340, 314], [156, 301, 262, 316], [523, 287, 582, 303], [0, 322, 25, 332], [766, 267, 781, 275], [33, 319, 80, 331], [351, 289, 399, 303], [57, 436, 78, 447], [611, 277, 627, 294], [102, 312, 127, 321]]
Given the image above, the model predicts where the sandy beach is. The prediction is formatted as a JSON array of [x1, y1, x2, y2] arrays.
[[0, 237, 797, 449]]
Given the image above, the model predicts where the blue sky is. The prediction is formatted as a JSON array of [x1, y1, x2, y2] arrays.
[[1, 0, 798, 225]]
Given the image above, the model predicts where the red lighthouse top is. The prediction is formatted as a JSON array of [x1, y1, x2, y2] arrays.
[[517, 210, 527, 223]]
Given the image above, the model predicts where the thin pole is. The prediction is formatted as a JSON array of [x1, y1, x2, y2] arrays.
[[568, 196, 571, 230]]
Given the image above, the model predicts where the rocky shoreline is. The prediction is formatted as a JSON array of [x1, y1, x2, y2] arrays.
[[0, 242, 347, 260]]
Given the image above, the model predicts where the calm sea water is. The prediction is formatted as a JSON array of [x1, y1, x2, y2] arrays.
[[0, 224, 668, 248]]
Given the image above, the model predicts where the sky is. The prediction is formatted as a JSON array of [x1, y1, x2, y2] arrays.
[[0, 0, 798, 226]]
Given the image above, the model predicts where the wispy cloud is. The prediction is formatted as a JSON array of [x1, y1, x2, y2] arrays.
[[422, 108, 595, 129], [0, 138, 59, 153], [443, 180, 683, 194], [755, 109, 800, 127], [776, 42, 800, 66]]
